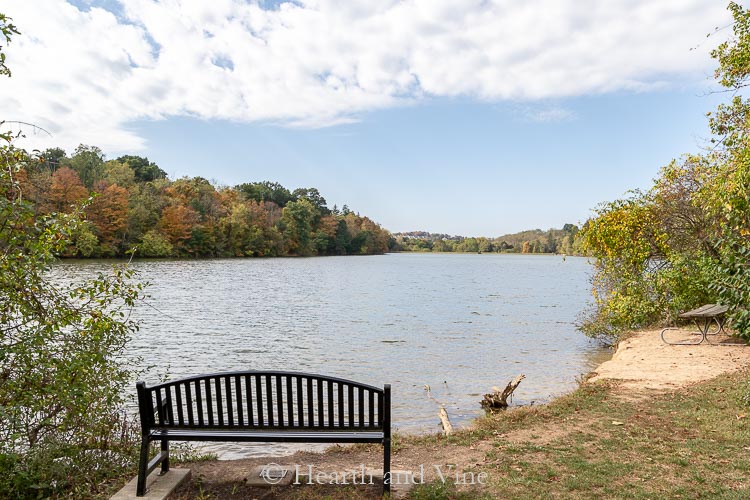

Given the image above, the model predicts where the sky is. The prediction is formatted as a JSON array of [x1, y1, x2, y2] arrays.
[[0, 0, 736, 236]]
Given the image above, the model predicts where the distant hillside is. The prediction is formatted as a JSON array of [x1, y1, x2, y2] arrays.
[[392, 224, 582, 254]]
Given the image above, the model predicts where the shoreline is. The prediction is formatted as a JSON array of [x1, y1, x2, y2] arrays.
[[164, 329, 750, 498]]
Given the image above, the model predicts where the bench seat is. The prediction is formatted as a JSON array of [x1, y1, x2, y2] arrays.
[[148, 428, 385, 443]]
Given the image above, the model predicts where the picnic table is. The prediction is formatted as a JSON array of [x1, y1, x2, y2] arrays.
[[661, 304, 729, 345]]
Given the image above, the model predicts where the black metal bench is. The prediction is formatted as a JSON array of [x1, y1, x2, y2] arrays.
[[136, 371, 391, 496]]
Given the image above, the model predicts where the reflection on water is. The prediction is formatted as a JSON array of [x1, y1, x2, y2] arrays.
[[51, 253, 610, 458]]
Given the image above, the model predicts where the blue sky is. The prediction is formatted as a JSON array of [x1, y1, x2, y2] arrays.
[[133, 89, 723, 235], [2, 0, 734, 235]]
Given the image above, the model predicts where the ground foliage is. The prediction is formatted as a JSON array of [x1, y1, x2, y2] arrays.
[[579, 2, 750, 342]]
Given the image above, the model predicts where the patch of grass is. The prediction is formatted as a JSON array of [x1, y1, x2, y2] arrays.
[[170, 443, 219, 463], [408, 479, 493, 500], [465, 370, 750, 498]]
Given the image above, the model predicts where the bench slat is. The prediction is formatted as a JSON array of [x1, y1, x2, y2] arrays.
[[265, 375, 274, 427], [336, 382, 346, 427], [286, 376, 294, 427], [357, 387, 365, 428], [165, 386, 175, 426], [305, 378, 312, 428], [296, 376, 303, 428], [215, 378, 224, 426], [175, 384, 184, 426], [155, 389, 164, 425], [244, 375, 253, 427], [233, 376, 242, 426], [348, 385, 354, 427], [205, 379, 214, 426], [195, 380, 204, 426], [276, 375, 284, 427], [327, 380, 334, 428], [255, 375, 263, 428], [369, 390, 374, 427], [315, 379, 325, 427], [185, 383, 194, 426], [225, 376, 233, 426]]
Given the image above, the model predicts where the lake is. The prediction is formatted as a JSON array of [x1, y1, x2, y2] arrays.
[[51, 253, 609, 458]]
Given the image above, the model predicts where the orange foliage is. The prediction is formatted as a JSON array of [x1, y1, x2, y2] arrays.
[[158, 204, 198, 246], [87, 183, 129, 248], [49, 167, 88, 211]]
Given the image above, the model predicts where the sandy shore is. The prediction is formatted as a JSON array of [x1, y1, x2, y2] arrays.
[[587, 328, 750, 391]]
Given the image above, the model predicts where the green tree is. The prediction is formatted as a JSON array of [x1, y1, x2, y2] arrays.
[[578, 2, 750, 341], [1, 22, 144, 495], [139, 229, 174, 257], [292, 187, 330, 215], [1, 126, 143, 500], [280, 198, 316, 256], [39, 147, 67, 172], [68, 144, 105, 189], [702, 1, 750, 336], [103, 160, 137, 189], [237, 181, 294, 207], [115, 155, 167, 182]]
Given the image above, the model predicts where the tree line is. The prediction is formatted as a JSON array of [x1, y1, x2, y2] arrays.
[[17, 146, 391, 258], [393, 224, 582, 254]]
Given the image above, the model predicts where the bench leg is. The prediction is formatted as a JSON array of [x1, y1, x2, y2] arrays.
[[383, 437, 391, 496], [136, 436, 150, 496], [161, 438, 170, 474]]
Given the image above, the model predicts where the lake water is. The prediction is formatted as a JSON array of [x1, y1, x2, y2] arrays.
[[51, 253, 609, 458]]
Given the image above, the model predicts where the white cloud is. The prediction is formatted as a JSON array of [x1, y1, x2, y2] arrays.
[[0, 0, 731, 153]]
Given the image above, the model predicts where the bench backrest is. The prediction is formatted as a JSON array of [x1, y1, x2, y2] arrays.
[[137, 371, 389, 432]]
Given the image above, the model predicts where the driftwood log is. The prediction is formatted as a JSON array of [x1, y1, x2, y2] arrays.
[[480, 374, 525, 410], [424, 384, 454, 435]]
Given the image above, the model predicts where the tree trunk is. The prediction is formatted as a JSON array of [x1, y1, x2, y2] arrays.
[[480, 374, 525, 410]]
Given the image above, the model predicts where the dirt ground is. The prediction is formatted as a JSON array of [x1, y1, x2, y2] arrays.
[[168, 329, 750, 498], [588, 328, 750, 391]]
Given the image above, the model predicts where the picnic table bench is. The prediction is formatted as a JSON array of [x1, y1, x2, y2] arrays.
[[661, 304, 729, 345], [136, 371, 391, 496]]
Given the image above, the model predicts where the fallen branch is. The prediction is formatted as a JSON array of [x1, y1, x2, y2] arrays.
[[424, 384, 453, 436], [480, 374, 525, 410], [438, 407, 453, 436]]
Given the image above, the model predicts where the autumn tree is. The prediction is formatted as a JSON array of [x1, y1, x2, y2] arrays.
[[48, 166, 87, 212], [6, 139, 389, 259], [87, 182, 129, 254], [158, 204, 198, 251], [578, 2, 750, 341]]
